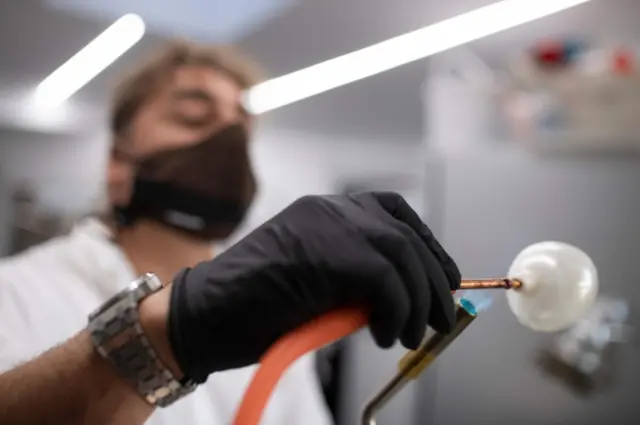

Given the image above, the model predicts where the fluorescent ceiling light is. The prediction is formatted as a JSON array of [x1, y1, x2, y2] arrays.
[[35, 13, 145, 107], [245, 0, 591, 114]]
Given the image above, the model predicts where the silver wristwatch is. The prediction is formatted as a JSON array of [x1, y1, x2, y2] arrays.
[[88, 273, 197, 407]]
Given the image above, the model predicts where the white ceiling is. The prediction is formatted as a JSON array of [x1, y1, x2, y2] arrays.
[[45, 0, 298, 43], [0, 0, 638, 140]]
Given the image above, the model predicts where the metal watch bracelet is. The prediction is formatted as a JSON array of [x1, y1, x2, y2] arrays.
[[88, 273, 197, 407]]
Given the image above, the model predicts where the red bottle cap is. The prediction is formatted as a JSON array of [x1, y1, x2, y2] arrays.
[[612, 49, 634, 75], [535, 40, 565, 66]]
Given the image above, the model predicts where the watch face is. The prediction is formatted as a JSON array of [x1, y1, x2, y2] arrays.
[[88, 286, 130, 321], [141, 273, 163, 292], [88, 274, 161, 321]]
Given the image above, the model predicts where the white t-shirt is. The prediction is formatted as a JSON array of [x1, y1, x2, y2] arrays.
[[0, 218, 332, 425]]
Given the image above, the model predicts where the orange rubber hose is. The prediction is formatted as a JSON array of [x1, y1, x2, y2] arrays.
[[232, 308, 369, 425], [233, 292, 459, 425]]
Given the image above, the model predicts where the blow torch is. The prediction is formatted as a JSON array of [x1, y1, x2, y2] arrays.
[[232, 241, 599, 425]]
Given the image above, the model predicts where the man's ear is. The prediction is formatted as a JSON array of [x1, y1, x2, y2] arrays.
[[106, 148, 135, 207]]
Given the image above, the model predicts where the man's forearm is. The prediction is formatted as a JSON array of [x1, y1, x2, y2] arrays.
[[0, 331, 154, 425]]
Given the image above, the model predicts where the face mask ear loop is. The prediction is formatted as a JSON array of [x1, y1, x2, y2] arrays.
[[110, 147, 143, 231]]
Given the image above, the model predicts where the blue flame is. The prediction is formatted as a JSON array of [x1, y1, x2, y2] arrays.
[[457, 291, 497, 313], [459, 297, 477, 316]]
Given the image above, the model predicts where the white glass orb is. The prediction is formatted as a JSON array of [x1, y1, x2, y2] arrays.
[[506, 241, 599, 332]]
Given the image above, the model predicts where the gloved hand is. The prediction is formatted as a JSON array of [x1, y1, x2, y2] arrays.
[[168, 192, 461, 384]]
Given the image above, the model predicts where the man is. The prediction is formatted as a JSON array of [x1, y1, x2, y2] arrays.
[[0, 40, 461, 425], [0, 40, 331, 425]]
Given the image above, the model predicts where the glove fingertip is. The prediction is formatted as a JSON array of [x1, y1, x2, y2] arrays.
[[368, 310, 401, 349], [400, 328, 425, 350], [369, 325, 396, 349]]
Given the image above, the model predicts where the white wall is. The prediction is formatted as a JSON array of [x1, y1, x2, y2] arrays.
[[0, 128, 110, 216], [237, 129, 425, 239]]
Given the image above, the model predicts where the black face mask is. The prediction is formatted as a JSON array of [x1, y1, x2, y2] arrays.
[[114, 123, 257, 241]]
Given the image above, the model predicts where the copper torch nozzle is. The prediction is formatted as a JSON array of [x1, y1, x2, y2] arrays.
[[459, 278, 523, 291]]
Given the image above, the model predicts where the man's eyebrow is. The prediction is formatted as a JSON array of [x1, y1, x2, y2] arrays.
[[172, 88, 216, 103]]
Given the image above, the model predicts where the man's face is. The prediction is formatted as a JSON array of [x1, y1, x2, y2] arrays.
[[108, 65, 251, 207]]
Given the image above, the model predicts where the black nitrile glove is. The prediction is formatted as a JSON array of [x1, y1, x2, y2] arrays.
[[168, 192, 461, 384]]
